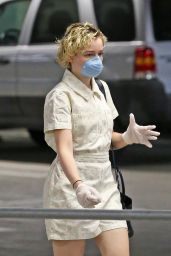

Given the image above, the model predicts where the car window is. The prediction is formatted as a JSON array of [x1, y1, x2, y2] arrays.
[[151, 0, 171, 41], [0, 0, 30, 46], [30, 0, 79, 44], [93, 0, 135, 41]]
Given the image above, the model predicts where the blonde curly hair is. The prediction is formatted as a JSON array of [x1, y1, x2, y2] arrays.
[[56, 22, 107, 68]]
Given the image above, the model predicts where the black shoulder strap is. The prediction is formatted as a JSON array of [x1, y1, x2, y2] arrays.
[[95, 78, 107, 100], [95, 78, 126, 195]]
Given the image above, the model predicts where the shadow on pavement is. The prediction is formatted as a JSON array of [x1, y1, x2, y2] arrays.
[[0, 129, 55, 163]]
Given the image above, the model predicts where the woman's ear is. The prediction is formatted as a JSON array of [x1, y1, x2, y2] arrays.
[[67, 56, 72, 70], [67, 54, 73, 63]]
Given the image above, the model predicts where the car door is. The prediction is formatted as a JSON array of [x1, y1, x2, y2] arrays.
[[147, 0, 171, 97], [16, 0, 79, 130], [0, 0, 30, 122]]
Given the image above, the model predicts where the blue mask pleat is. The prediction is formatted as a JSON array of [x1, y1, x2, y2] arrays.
[[81, 56, 103, 78]]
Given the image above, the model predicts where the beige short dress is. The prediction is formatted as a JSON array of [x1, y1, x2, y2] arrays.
[[43, 69, 127, 240]]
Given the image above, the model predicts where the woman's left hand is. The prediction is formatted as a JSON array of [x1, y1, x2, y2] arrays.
[[122, 113, 160, 148]]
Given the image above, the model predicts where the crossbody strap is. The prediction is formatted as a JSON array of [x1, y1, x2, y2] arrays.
[[95, 78, 126, 195], [95, 78, 107, 100]]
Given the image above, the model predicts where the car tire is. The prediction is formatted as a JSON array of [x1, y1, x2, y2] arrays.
[[28, 129, 47, 147]]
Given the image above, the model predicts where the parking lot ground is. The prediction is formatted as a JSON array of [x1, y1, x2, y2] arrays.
[[0, 129, 171, 256]]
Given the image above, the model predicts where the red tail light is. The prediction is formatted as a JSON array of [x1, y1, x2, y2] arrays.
[[134, 46, 157, 79]]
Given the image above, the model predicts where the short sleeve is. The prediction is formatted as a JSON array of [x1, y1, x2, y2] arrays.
[[44, 89, 71, 152], [101, 81, 119, 119]]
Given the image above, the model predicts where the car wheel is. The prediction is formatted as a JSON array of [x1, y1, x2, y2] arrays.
[[28, 129, 47, 146]]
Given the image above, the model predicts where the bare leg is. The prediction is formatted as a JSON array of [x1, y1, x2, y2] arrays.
[[94, 228, 129, 256], [52, 239, 85, 256]]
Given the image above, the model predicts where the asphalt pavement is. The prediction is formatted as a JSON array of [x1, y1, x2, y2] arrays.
[[0, 129, 171, 256]]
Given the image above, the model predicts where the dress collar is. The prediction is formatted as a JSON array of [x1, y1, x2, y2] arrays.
[[62, 69, 102, 101]]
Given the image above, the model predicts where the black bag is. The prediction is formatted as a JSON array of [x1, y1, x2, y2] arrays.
[[96, 78, 134, 238]]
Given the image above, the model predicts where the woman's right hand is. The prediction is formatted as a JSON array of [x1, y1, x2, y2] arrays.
[[75, 183, 102, 208]]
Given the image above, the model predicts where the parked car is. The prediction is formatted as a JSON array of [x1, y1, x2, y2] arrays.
[[0, 0, 170, 144]]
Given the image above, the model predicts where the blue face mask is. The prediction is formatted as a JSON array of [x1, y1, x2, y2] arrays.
[[81, 56, 103, 78]]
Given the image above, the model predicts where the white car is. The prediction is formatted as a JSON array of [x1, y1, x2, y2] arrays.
[[0, 0, 169, 143]]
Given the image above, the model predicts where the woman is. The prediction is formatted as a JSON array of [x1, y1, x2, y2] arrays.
[[43, 22, 160, 256]]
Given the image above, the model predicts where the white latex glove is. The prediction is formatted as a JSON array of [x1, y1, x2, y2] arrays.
[[75, 183, 102, 208], [122, 113, 160, 148]]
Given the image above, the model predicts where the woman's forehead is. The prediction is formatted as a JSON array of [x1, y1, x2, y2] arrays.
[[84, 38, 104, 51]]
